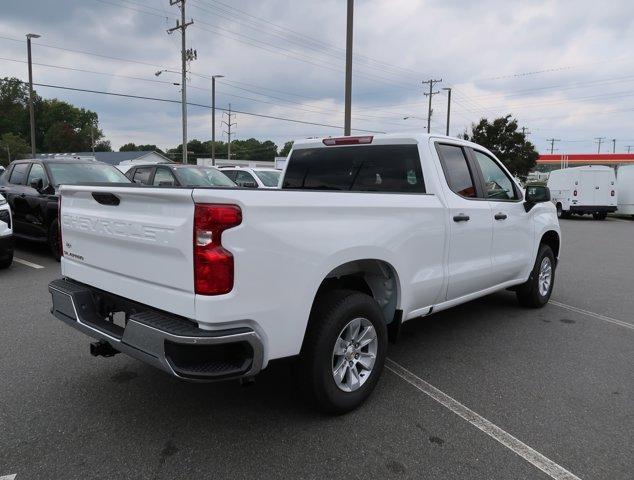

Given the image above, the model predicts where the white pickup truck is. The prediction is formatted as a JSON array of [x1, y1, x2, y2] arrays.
[[49, 134, 560, 413]]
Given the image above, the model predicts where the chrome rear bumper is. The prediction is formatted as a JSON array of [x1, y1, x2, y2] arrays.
[[48, 278, 263, 381]]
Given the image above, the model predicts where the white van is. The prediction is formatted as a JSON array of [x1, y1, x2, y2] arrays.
[[547, 165, 617, 219], [616, 165, 634, 216]]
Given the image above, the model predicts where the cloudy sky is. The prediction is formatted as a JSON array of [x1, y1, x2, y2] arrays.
[[2, 0, 634, 154]]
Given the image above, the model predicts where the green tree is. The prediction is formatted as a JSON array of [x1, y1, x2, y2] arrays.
[[136, 144, 163, 153], [0, 77, 30, 140], [119, 143, 138, 152], [462, 115, 538, 178], [94, 140, 112, 152], [0, 77, 108, 154], [279, 141, 293, 157], [0, 132, 29, 166]]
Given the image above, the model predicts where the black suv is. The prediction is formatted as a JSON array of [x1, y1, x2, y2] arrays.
[[0, 158, 130, 259]]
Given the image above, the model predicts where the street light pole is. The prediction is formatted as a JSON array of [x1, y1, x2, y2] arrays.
[[211, 75, 224, 166], [26, 33, 41, 159], [343, 0, 354, 136], [442, 87, 452, 136]]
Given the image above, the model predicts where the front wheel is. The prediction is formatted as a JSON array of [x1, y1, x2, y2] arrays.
[[516, 244, 555, 308], [48, 220, 61, 261], [295, 290, 387, 414]]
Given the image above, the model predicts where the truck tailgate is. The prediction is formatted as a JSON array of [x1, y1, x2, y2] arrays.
[[59, 185, 196, 318]]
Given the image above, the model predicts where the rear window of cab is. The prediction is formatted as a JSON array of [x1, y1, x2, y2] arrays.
[[282, 144, 425, 193]]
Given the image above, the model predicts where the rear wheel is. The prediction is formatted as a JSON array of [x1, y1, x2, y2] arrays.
[[516, 244, 555, 308], [556, 203, 563, 218], [48, 220, 61, 261], [295, 289, 387, 414]]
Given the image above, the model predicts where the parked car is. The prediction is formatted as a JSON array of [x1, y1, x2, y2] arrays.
[[125, 164, 236, 187], [49, 133, 559, 413], [547, 165, 617, 219], [116, 159, 172, 174], [616, 165, 634, 217], [0, 194, 13, 269], [219, 166, 281, 188], [0, 158, 130, 259]]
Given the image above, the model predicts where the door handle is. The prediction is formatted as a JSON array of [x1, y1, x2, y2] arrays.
[[494, 213, 507, 220], [453, 214, 470, 222]]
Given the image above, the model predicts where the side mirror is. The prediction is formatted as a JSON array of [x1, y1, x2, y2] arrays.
[[158, 181, 174, 187], [30, 178, 44, 192], [524, 185, 550, 212]]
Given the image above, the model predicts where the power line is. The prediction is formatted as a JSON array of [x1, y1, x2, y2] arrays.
[[5, 79, 385, 133]]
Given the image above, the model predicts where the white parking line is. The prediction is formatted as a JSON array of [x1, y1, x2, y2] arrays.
[[0, 474, 17, 480], [549, 300, 634, 331], [385, 359, 582, 480], [13, 257, 44, 269]]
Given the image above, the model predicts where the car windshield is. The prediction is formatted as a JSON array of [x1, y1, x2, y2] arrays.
[[174, 167, 236, 187], [254, 170, 281, 187], [48, 163, 130, 185]]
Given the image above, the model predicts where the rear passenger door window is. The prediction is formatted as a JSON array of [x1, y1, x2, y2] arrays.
[[435, 144, 477, 198], [132, 167, 153, 185], [472, 150, 518, 200], [235, 171, 257, 188], [222, 170, 238, 181], [153, 167, 177, 186]]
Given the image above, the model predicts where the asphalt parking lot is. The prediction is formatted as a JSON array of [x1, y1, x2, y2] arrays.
[[1, 218, 632, 480]]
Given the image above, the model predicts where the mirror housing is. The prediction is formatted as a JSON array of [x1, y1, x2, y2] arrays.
[[524, 185, 551, 212], [30, 178, 44, 192]]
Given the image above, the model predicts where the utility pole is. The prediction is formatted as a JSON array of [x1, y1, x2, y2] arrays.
[[595, 137, 605, 154], [422, 79, 442, 134], [626, 145, 633, 154], [91, 124, 95, 153], [611, 138, 616, 154], [222, 104, 237, 161], [26, 33, 41, 159], [167, 0, 194, 164], [442, 87, 451, 136], [521, 127, 532, 136], [211, 75, 224, 166], [546, 138, 560, 155], [343, 0, 354, 136]]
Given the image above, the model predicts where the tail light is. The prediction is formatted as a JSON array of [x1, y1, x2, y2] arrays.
[[573, 190, 577, 197], [611, 190, 615, 196], [194, 204, 242, 295], [323, 136, 373, 146]]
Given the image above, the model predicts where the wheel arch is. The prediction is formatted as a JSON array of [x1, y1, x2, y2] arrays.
[[312, 259, 402, 327], [540, 230, 560, 263]]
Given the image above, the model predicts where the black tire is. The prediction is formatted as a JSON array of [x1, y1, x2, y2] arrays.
[[48, 220, 61, 261], [598, 212, 607, 220], [295, 289, 387, 414], [516, 244, 555, 308], [556, 203, 563, 218], [592, 213, 600, 220], [0, 250, 12, 269]]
